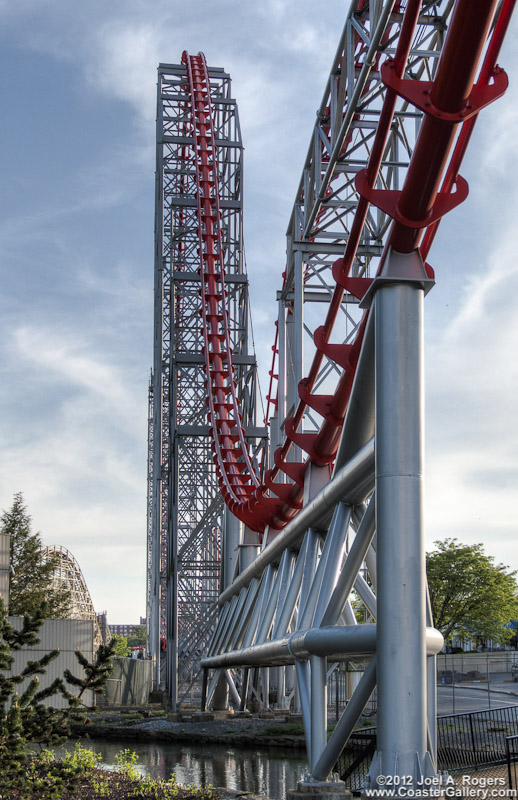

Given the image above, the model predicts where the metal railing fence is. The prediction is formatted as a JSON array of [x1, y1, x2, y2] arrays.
[[506, 734, 518, 789], [328, 667, 377, 721], [335, 705, 518, 793], [438, 705, 518, 772]]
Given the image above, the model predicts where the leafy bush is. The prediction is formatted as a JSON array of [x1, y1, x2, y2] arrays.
[[115, 747, 140, 781], [57, 748, 220, 800]]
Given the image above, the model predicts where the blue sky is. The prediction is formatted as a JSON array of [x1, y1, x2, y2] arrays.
[[0, 1, 517, 624]]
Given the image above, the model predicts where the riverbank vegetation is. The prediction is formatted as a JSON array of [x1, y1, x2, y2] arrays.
[[23, 744, 219, 800], [0, 601, 218, 799]]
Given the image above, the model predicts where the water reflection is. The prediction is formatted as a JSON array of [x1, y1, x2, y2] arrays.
[[62, 739, 308, 799]]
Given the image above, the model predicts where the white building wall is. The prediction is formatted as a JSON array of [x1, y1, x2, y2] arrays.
[[7, 616, 95, 708], [0, 531, 9, 608]]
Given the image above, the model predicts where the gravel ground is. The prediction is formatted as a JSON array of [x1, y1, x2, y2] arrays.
[[134, 715, 297, 736], [72, 709, 308, 750]]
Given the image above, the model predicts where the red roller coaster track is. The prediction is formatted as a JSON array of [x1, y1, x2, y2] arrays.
[[182, 0, 514, 537]]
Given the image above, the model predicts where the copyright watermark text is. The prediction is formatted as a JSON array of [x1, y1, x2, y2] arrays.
[[365, 774, 516, 798]]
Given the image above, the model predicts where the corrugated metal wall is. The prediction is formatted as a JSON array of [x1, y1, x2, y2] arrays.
[[7, 616, 95, 708], [101, 657, 152, 706]]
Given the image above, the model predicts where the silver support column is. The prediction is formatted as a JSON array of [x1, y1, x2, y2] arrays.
[[369, 248, 436, 789], [277, 299, 287, 448], [169, 438, 179, 711], [293, 249, 304, 392], [310, 655, 328, 773], [223, 509, 241, 590], [296, 660, 312, 757]]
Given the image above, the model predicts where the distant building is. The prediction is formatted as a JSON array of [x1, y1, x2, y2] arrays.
[[96, 610, 111, 645], [110, 623, 142, 638]]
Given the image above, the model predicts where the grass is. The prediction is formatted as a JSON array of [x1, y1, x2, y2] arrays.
[[60, 769, 219, 800], [263, 722, 305, 736]]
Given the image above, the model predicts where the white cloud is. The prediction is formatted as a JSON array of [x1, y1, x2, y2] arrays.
[[10, 327, 137, 416], [0, 323, 147, 619], [425, 205, 518, 564], [87, 21, 162, 124]]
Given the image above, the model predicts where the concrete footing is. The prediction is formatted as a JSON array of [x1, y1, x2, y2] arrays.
[[211, 710, 237, 720], [167, 710, 216, 722], [287, 779, 351, 800]]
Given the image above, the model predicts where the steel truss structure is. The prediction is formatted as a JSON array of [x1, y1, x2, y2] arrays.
[[149, 0, 515, 792], [149, 59, 265, 704], [43, 545, 103, 650]]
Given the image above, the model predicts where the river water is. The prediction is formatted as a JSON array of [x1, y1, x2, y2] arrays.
[[62, 738, 309, 799]]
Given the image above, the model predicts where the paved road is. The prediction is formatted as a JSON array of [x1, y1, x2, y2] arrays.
[[437, 684, 518, 714]]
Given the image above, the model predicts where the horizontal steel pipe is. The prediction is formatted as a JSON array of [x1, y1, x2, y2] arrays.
[[202, 636, 293, 668], [289, 624, 377, 662], [201, 624, 443, 670], [218, 438, 375, 605]]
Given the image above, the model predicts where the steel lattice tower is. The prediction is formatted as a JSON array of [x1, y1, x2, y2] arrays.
[[148, 61, 265, 706]]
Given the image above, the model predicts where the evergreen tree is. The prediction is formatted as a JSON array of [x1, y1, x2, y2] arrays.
[[113, 635, 130, 657], [2, 492, 71, 618], [0, 598, 115, 797]]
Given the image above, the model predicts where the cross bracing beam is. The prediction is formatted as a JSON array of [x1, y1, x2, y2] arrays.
[[217, 438, 375, 604]]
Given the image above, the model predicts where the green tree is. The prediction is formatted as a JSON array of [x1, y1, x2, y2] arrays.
[[427, 538, 518, 646], [127, 625, 146, 649], [2, 492, 71, 617], [113, 635, 130, 657]]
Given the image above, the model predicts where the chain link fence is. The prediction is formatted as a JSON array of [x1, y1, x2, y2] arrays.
[[438, 653, 517, 683]]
